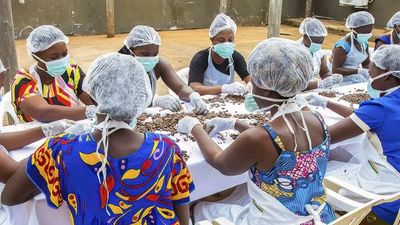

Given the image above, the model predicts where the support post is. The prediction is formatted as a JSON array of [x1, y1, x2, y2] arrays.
[[106, 0, 115, 38], [267, 0, 282, 38], [220, 0, 228, 13], [0, 0, 18, 92], [305, 0, 313, 18]]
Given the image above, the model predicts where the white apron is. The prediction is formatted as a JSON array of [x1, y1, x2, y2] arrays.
[[203, 49, 235, 86], [148, 70, 158, 99], [341, 34, 369, 85], [30, 65, 80, 107]]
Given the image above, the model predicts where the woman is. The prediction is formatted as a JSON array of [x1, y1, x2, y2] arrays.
[[306, 45, 400, 225], [188, 13, 251, 96], [332, 11, 375, 85], [177, 38, 335, 224], [299, 18, 343, 90], [375, 11, 400, 49], [11, 25, 95, 123], [2, 53, 194, 225], [0, 59, 5, 93], [119, 25, 207, 114]]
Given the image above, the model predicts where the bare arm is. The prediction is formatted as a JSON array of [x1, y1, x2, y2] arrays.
[[329, 117, 364, 144], [78, 91, 94, 106], [0, 127, 44, 151], [361, 50, 370, 69], [2, 159, 40, 206], [319, 56, 332, 80], [157, 59, 194, 101], [243, 76, 251, 84], [19, 96, 87, 122], [332, 47, 359, 76], [189, 82, 222, 96], [374, 40, 385, 51], [234, 120, 253, 133], [173, 204, 190, 225], [0, 150, 19, 183], [0, 71, 5, 89]]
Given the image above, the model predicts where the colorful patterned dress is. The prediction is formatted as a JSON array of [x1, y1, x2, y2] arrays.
[[26, 132, 194, 225], [250, 112, 336, 224]]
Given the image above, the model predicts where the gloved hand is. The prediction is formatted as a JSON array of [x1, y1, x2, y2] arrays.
[[85, 105, 97, 120], [189, 92, 208, 114], [221, 82, 248, 95], [358, 68, 370, 81], [206, 118, 237, 137], [153, 95, 182, 112], [305, 94, 328, 109], [176, 116, 201, 134], [42, 120, 76, 137], [317, 74, 343, 89]]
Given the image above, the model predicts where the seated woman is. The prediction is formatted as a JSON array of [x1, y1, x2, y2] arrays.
[[188, 13, 251, 96], [298, 18, 343, 90], [177, 39, 335, 224], [306, 45, 400, 225], [331, 11, 375, 85], [2, 53, 194, 225], [11, 25, 95, 123], [375, 11, 400, 49], [119, 25, 207, 114]]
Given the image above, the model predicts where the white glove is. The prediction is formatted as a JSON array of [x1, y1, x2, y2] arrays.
[[42, 120, 76, 137], [153, 95, 182, 112], [206, 118, 237, 137], [176, 116, 201, 134], [65, 124, 92, 136], [317, 74, 343, 89], [221, 82, 248, 95], [189, 92, 208, 114], [305, 94, 328, 109], [85, 105, 97, 120], [358, 68, 370, 80]]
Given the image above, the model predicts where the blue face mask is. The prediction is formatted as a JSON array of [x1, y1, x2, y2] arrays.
[[245, 94, 259, 112], [135, 56, 159, 72], [213, 42, 236, 59], [307, 35, 322, 54], [367, 80, 379, 99], [34, 54, 70, 77], [353, 31, 372, 44]]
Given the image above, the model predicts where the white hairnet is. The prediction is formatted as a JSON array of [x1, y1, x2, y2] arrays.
[[26, 25, 69, 54], [299, 18, 327, 37], [84, 53, 152, 121], [371, 45, 400, 78], [124, 25, 161, 49], [387, 11, 400, 28], [345, 11, 375, 29], [209, 13, 237, 38], [248, 38, 313, 97]]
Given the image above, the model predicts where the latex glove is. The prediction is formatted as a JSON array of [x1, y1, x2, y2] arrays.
[[206, 118, 237, 137], [317, 74, 343, 89], [189, 92, 208, 114], [221, 82, 248, 95], [65, 123, 92, 136], [358, 68, 370, 81], [176, 116, 201, 134], [85, 105, 97, 120], [305, 94, 328, 109], [42, 120, 76, 137], [153, 95, 182, 112]]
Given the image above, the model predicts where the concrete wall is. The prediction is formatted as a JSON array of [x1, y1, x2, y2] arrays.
[[314, 0, 400, 27], [11, 0, 306, 38]]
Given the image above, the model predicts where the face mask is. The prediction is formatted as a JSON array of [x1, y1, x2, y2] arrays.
[[245, 93, 287, 113], [129, 118, 137, 128], [33, 54, 70, 77], [353, 31, 372, 44], [367, 79, 380, 99], [135, 56, 159, 72], [213, 42, 236, 59], [307, 35, 322, 54], [368, 70, 400, 97]]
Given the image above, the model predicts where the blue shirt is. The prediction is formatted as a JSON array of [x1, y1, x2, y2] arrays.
[[26, 132, 194, 225], [353, 88, 400, 224]]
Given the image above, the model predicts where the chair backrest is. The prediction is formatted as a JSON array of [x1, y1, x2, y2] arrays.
[[330, 199, 379, 225], [0, 92, 19, 127]]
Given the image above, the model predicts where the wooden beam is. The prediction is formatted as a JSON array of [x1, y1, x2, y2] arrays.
[[305, 0, 313, 18], [0, 0, 18, 92], [267, 0, 282, 38], [220, 0, 228, 13], [106, 0, 115, 38]]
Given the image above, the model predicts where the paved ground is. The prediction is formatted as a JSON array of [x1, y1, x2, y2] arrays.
[[14, 22, 384, 95]]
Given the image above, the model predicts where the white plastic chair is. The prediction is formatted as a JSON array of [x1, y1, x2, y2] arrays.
[[0, 92, 19, 127], [168, 67, 189, 97]]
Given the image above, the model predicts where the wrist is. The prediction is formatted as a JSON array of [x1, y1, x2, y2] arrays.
[[191, 123, 203, 134]]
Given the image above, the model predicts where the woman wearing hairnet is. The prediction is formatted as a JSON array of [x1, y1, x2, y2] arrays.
[[332, 11, 375, 85], [307, 45, 400, 225], [188, 13, 251, 96], [2, 53, 194, 225], [375, 11, 400, 49], [11, 25, 95, 123], [177, 38, 335, 224], [119, 25, 207, 114], [298, 18, 343, 90]]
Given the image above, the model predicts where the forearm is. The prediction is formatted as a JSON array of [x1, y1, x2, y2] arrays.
[[28, 105, 87, 123], [0, 151, 19, 183], [332, 67, 358, 76], [173, 204, 190, 225], [176, 85, 194, 102], [190, 84, 222, 96], [305, 81, 318, 91], [191, 124, 223, 165], [234, 120, 253, 133], [327, 101, 354, 118], [0, 127, 44, 151]]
